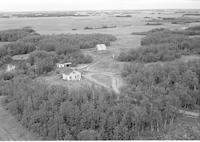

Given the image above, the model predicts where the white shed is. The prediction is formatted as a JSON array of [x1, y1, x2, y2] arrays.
[[61, 68, 81, 81], [96, 44, 107, 51], [6, 64, 16, 72], [56, 62, 72, 68]]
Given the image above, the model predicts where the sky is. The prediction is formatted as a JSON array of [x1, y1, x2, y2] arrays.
[[0, 0, 200, 12]]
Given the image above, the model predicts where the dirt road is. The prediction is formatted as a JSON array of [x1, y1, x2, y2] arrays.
[[0, 96, 40, 140], [178, 109, 199, 118], [82, 57, 122, 97]]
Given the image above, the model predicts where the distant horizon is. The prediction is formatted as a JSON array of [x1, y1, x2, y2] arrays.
[[1, 8, 200, 13], [0, 0, 200, 12]]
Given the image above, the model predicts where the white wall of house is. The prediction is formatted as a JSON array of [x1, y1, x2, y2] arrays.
[[6, 64, 16, 72], [62, 71, 81, 81], [57, 64, 65, 68], [96, 44, 107, 51]]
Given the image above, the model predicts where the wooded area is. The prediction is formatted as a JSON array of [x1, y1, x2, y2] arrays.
[[119, 27, 200, 62]]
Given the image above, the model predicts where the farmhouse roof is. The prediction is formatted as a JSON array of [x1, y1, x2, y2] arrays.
[[96, 44, 106, 46], [57, 62, 72, 65], [60, 68, 74, 75]]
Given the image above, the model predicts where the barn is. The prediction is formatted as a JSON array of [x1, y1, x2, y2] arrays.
[[60, 68, 81, 81], [96, 44, 107, 51]]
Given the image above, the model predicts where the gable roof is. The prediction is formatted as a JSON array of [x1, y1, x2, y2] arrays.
[[96, 44, 106, 47], [60, 68, 74, 75], [57, 62, 72, 65], [60, 68, 81, 75]]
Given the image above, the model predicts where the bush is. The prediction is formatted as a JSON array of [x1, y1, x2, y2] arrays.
[[0, 72, 15, 80], [84, 26, 93, 30]]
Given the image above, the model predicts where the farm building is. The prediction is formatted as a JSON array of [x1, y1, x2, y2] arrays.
[[60, 68, 81, 81], [56, 62, 72, 68], [6, 64, 16, 72], [96, 44, 107, 51]]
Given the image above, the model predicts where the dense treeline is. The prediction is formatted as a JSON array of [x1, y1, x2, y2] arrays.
[[0, 27, 35, 42], [121, 60, 200, 110], [0, 32, 116, 58], [132, 25, 200, 36], [118, 43, 181, 62], [119, 28, 200, 63], [0, 28, 116, 74], [0, 74, 181, 140]]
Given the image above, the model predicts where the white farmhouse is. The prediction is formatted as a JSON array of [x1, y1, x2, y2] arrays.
[[56, 62, 72, 68], [96, 44, 107, 51], [61, 68, 81, 81], [6, 64, 16, 72]]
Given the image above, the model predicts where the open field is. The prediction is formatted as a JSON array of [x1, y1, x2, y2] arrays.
[[91, 74, 112, 88], [0, 42, 9, 48]]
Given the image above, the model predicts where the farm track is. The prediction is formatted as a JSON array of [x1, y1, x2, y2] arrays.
[[0, 96, 41, 141], [81, 56, 122, 100], [178, 109, 199, 118]]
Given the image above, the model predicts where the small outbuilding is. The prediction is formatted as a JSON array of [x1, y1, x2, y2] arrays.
[[6, 64, 16, 72], [60, 68, 81, 81], [56, 62, 72, 68], [96, 44, 107, 51]]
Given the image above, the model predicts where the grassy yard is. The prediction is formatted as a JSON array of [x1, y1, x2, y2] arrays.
[[36, 72, 92, 90], [91, 74, 112, 88]]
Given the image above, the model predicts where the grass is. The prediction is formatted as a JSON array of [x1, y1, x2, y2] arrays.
[[91, 74, 112, 88], [11, 54, 29, 61], [91, 58, 124, 73], [36, 72, 91, 90], [0, 42, 9, 48]]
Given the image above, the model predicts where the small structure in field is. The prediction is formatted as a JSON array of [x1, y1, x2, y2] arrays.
[[56, 62, 72, 68], [6, 64, 16, 72], [96, 44, 107, 51], [61, 68, 81, 81]]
